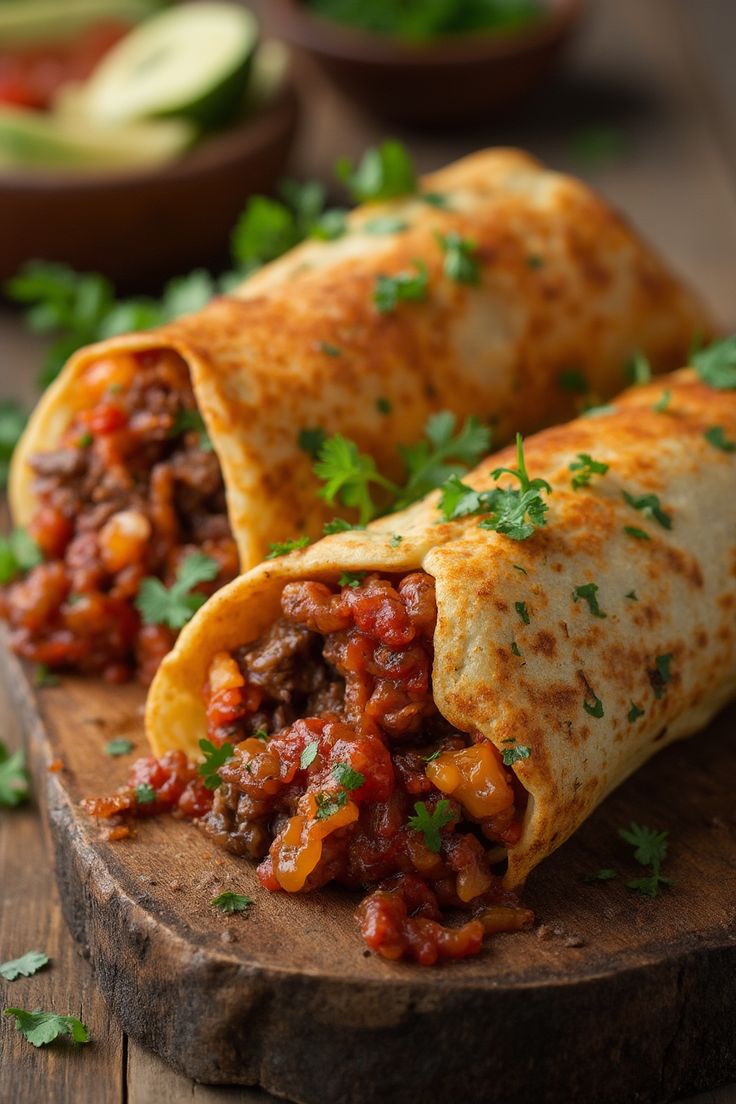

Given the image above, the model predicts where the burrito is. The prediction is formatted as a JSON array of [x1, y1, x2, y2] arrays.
[[6, 148, 711, 681], [143, 366, 736, 963]]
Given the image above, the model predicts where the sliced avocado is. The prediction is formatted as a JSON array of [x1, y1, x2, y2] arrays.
[[0, 105, 195, 172], [82, 2, 259, 129], [0, 0, 163, 46]]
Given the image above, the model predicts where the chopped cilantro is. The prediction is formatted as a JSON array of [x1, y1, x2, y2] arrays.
[[421, 192, 450, 209], [315, 434, 401, 525], [501, 744, 531, 766], [300, 741, 319, 769], [105, 738, 134, 757], [407, 799, 454, 852], [582, 685, 604, 718], [622, 491, 672, 530], [573, 582, 607, 618], [583, 868, 618, 883], [650, 653, 673, 699], [77, 431, 93, 448], [135, 784, 156, 805], [338, 571, 365, 588], [253, 728, 268, 741], [569, 453, 609, 490], [583, 403, 617, 419], [374, 260, 428, 313], [323, 518, 364, 535], [625, 351, 652, 385], [0, 951, 49, 981], [653, 390, 671, 413], [171, 408, 212, 451], [314, 790, 348, 820], [390, 534, 403, 547], [298, 427, 327, 457], [197, 739, 235, 790], [619, 821, 672, 897], [0, 742, 29, 807], [34, 664, 60, 688], [363, 216, 409, 235], [436, 231, 481, 285], [515, 601, 530, 624], [316, 341, 342, 357], [211, 892, 253, 914], [0, 528, 42, 585], [266, 536, 310, 559], [512, 563, 528, 575], [692, 335, 736, 390], [558, 369, 588, 394], [423, 749, 442, 763], [624, 526, 650, 540], [332, 762, 365, 790], [526, 254, 544, 269], [3, 1008, 90, 1047], [335, 140, 416, 203], [704, 426, 736, 452], [135, 552, 219, 630], [376, 396, 392, 414], [625, 590, 638, 601], [0, 401, 27, 488], [511, 640, 522, 657], [628, 702, 645, 723]]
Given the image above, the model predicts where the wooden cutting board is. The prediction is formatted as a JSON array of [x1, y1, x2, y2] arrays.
[[6, 638, 735, 1104]]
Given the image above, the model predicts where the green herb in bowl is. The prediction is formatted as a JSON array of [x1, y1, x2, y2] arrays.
[[305, 0, 543, 40]]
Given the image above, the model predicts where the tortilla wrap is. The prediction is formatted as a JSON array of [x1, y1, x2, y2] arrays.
[[146, 369, 736, 887], [10, 148, 712, 570]]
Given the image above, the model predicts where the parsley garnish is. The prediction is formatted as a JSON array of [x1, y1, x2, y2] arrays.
[[624, 526, 650, 540], [0, 528, 42, 585], [376, 396, 392, 414], [0, 951, 49, 981], [210, 892, 253, 914], [653, 390, 671, 413], [0, 742, 29, 807], [253, 728, 268, 741], [704, 426, 736, 453], [3, 1008, 90, 1047], [583, 868, 618, 883], [335, 140, 416, 202], [34, 664, 60, 688], [332, 762, 365, 790], [374, 260, 428, 313], [511, 640, 522, 657], [501, 744, 531, 766], [439, 433, 551, 542], [316, 341, 342, 357], [407, 799, 454, 853], [515, 601, 530, 624], [436, 231, 481, 285], [77, 431, 93, 448], [569, 453, 609, 490], [512, 563, 528, 575], [135, 784, 156, 805], [266, 536, 310, 559], [422, 192, 450, 209], [135, 552, 219, 630], [300, 741, 319, 769], [692, 335, 736, 390], [314, 790, 348, 819], [526, 254, 544, 269], [363, 216, 409, 235], [338, 572, 365, 588], [625, 351, 652, 385], [580, 676, 604, 718], [619, 822, 672, 897], [323, 518, 364, 535], [197, 739, 235, 790], [628, 702, 645, 723], [650, 653, 673, 699], [105, 738, 134, 757], [622, 491, 672, 530], [626, 590, 638, 601], [573, 583, 607, 618], [315, 434, 401, 524], [232, 184, 345, 274], [171, 408, 212, 451], [390, 534, 403, 547], [558, 369, 588, 394], [0, 401, 26, 488], [298, 427, 327, 458]]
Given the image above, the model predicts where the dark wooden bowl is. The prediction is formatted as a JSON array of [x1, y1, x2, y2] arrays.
[[271, 0, 584, 127], [0, 82, 300, 290]]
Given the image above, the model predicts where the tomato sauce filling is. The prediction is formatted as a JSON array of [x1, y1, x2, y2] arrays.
[[0, 350, 237, 683]]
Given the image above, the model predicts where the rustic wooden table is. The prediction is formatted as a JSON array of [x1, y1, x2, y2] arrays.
[[1, 1, 736, 1101]]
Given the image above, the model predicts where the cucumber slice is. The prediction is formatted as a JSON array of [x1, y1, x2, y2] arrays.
[[0, 0, 161, 46], [0, 104, 195, 172], [82, 2, 259, 128]]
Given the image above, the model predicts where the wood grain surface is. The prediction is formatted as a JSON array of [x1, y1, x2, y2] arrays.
[[2, 1, 736, 1102]]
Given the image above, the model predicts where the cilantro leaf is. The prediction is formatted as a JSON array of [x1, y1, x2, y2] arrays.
[[197, 739, 235, 790], [628, 702, 645, 723], [626, 872, 673, 897], [395, 412, 491, 511], [338, 572, 364, 588], [622, 491, 672, 530], [511, 640, 522, 657], [389, 533, 403, 547], [0, 951, 49, 981], [314, 790, 348, 820], [0, 402, 27, 488], [650, 653, 673, 699], [0, 742, 29, 807], [374, 260, 428, 313], [704, 426, 736, 453], [105, 738, 134, 757], [34, 664, 60, 688], [515, 601, 530, 624], [332, 762, 365, 790], [422, 192, 450, 209], [624, 526, 651, 540], [0, 528, 42, 585], [316, 341, 342, 357], [558, 369, 588, 394], [314, 434, 400, 525], [323, 518, 364, 535], [4, 1008, 90, 1047], [436, 231, 481, 285], [135, 784, 156, 805], [692, 335, 736, 390], [376, 396, 392, 414], [653, 390, 671, 413], [501, 744, 531, 766], [363, 216, 409, 235], [569, 453, 609, 490], [135, 552, 219, 630], [625, 351, 652, 385], [619, 822, 668, 869], [210, 892, 253, 914], [298, 426, 327, 458], [300, 741, 319, 770], [408, 799, 455, 852], [170, 408, 212, 451], [583, 868, 618, 883], [573, 582, 607, 618], [266, 536, 310, 559], [335, 140, 416, 202]]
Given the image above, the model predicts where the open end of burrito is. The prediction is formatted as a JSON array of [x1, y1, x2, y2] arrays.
[[195, 567, 534, 964], [0, 348, 237, 682]]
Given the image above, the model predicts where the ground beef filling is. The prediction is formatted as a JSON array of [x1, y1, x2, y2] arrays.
[[201, 571, 532, 964], [0, 350, 238, 682]]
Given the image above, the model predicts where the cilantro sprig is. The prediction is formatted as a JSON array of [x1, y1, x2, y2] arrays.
[[0, 741, 29, 808], [692, 335, 736, 390], [197, 739, 235, 790], [266, 536, 311, 559], [622, 491, 672, 531], [0, 529, 42, 585], [436, 231, 481, 285], [569, 453, 609, 490], [374, 260, 428, 313], [573, 582, 607, 618], [336, 140, 416, 203], [438, 433, 551, 541], [211, 892, 253, 914], [704, 426, 736, 452], [3, 1008, 90, 1047], [135, 553, 219, 630], [0, 402, 26, 488], [0, 951, 49, 982], [314, 411, 490, 524], [408, 799, 455, 852], [618, 822, 672, 897]]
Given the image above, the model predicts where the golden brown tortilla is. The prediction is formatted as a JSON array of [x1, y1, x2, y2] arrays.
[[11, 149, 712, 570], [146, 369, 736, 886]]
